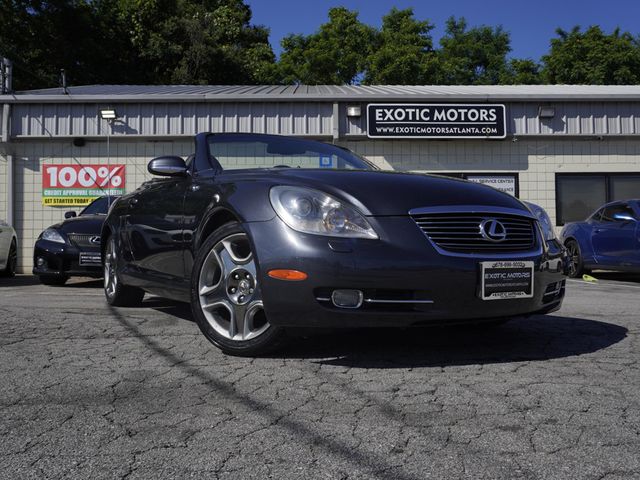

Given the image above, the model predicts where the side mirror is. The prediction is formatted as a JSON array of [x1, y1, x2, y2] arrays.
[[612, 212, 636, 222], [64, 211, 77, 219], [148, 156, 188, 177]]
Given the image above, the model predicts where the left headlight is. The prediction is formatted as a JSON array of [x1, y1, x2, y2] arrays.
[[41, 228, 66, 244], [269, 186, 378, 239]]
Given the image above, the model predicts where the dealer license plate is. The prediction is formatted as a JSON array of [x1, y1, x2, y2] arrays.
[[79, 252, 102, 266], [480, 260, 534, 300]]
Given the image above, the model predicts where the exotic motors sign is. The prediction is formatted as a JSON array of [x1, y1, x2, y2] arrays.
[[367, 104, 506, 139], [42, 164, 126, 206]]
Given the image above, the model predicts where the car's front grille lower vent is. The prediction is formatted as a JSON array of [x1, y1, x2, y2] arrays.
[[411, 213, 536, 253], [68, 234, 100, 248]]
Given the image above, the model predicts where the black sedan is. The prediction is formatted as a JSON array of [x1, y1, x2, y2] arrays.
[[102, 133, 568, 356], [34, 196, 117, 285]]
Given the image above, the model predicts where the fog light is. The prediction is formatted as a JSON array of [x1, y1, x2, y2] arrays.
[[331, 289, 363, 309], [37, 257, 46, 267]]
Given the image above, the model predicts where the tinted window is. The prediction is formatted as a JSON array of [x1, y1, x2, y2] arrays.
[[80, 196, 115, 215], [611, 175, 640, 201], [601, 204, 637, 222], [207, 134, 373, 171], [557, 175, 606, 224]]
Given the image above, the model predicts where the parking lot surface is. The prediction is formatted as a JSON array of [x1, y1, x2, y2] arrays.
[[1, 274, 639, 479]]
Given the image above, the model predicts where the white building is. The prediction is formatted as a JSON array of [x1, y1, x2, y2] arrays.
[[2, 84, 640, 273]]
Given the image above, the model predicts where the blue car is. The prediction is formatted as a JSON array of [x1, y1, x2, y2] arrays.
[[560, 200, 640, 277]]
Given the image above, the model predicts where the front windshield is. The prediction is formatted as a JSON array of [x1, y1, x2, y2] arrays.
[[80, 196, 116, 216], [207, 134, 373, 171]]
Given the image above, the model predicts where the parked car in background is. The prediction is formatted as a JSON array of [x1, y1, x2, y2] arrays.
[[33, 196, 118, 285], [0, 219, 17, 277], [101, 132, 568, 356], [560, 200, 640, 277]]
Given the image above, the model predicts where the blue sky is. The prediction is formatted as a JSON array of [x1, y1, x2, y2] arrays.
[[246, 0, 640, 61]]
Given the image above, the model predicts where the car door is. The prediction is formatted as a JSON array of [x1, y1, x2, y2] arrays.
[[591, 203, 638, 267], [0, 220, 10, 269], [126, 176, 189, 282]]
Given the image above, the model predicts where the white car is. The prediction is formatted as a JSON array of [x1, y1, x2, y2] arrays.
[[0, 220, 17, 277]]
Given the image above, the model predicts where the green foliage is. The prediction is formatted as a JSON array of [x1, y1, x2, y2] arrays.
[[0, 0, 275, 89], [435, 17, 511, 85], [542, 26, 640, 84], [363, 8, 437, 85], [502, 59, 542, 85], [277, 7, 376, 84]]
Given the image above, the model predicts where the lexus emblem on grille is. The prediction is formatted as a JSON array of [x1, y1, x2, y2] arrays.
[[479, 219, 507, 242], [90, 236, 101, 245]]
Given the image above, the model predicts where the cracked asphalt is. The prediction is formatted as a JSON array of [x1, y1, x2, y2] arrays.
[[1, 274, 639, 480]]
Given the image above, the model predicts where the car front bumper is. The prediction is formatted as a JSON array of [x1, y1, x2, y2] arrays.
[[246, 217, 568, 328], [33, 239, 103, 278]]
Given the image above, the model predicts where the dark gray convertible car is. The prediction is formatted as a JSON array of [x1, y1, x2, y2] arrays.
[[102, 133, 568, 355]]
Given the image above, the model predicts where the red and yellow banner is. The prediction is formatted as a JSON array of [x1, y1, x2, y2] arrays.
[[42, 164, 126, 206]]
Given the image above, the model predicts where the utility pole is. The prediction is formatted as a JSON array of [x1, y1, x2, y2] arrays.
[[1, 58, 13, 94]]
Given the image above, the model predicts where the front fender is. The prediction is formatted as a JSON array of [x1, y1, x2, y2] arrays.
[[560, 223, 596, 265]]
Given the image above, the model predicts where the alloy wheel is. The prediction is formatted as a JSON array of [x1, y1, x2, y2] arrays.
[[7, 243, 17, 275], [567, 241, 580, 277], [198, 233, 269, 341]]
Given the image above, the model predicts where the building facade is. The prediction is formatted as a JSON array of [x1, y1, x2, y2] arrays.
[[2, 84, 640, 273]]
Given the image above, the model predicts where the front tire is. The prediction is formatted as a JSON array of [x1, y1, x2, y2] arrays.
[[191, 222, 285, 356], [1, 240, 17, 277], [103, 235, 145, 306]]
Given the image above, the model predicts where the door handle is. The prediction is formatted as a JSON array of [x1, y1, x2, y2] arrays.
[[129, 198, 138, 206], [594, 228, 604, 233], [190, 184, 200, 192]]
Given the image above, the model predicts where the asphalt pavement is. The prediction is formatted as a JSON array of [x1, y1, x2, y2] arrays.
[[0, 274, 639, 479]]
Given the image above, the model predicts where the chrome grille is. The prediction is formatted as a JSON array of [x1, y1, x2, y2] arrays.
[[411, 213, 536, 253], [67, 234, 100, 248]]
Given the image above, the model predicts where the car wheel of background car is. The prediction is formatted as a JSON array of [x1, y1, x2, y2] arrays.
[[191, 222, 285, 356], [1, 240, 17, 277], [565, 239, 587, 278], [103, 236, 145, 307], [39, 275, 68, 286]]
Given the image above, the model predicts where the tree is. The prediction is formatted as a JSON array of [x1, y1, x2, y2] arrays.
[[0, 0, 276, 90], [436, 17, 511, 85], [501, 59, 541, 84], [364, 7, 438, 85], [542, 26, 640, 84], [277, 7, 375, 84], [114, 0, 276, 84]]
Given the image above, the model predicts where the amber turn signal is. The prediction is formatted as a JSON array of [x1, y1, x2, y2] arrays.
[[268, 269, 308, 281]]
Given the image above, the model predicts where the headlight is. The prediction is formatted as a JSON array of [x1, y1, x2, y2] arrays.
[[41, 228, 66, 244], [526, 203, 556, 241], [269, 186, 378, 239]]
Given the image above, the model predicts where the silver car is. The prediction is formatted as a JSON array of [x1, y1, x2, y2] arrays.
[[0, 219, 17, 277]]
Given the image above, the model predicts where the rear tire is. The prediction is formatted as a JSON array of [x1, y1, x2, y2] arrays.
[[1, 240, 17, 277], [103, 235, 145, 307], [191, 222, 286, 356], [39, 274, 68, 286], [565, 239, 587, 278]]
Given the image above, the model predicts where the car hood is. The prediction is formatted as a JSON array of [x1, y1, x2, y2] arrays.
[[49, 215, 106, 235], [257, 169, 528, 216]]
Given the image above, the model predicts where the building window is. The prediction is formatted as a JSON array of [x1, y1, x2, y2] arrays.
[[429, 173, 519, 197], [556, 173, 640, 225]]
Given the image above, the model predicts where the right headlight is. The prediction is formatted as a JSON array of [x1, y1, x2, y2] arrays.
[[41, 228, 66, 244], [269, 186, 378, 239]]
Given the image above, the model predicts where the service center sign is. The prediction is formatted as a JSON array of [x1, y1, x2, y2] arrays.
[[367, 104, 506, 139], [42, 164, 126, 206]]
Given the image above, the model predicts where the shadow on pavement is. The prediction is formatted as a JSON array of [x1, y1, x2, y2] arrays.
[[587, 271, 640, 283], [277, 315, 628, 368], [0, 275, 41, 287]]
